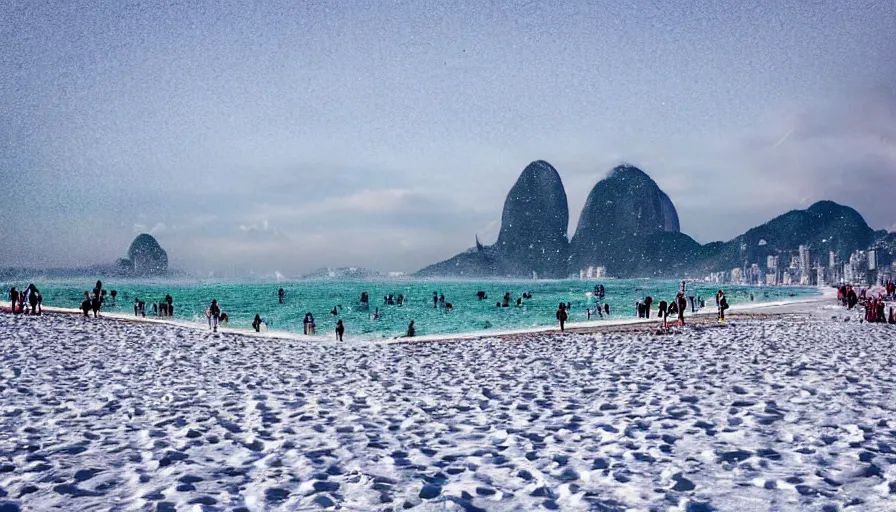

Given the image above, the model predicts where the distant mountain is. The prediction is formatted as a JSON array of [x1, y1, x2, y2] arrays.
[[418, 160, 569, 278], [697, 201, 876, 273], [569, 164, 686, 276], [122, 233, 169, 276], [416, 161, 883, 279], [493, 161, 570, 278], [0, 234, 177, 280]]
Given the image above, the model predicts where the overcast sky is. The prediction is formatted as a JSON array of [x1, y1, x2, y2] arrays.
[[2, 0, 894, 276]]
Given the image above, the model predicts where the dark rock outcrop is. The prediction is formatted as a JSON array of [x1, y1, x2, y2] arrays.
[[126, 234, 169, 275], [568, 165, 683, 276], [416, 247, 500, 277], [417, 161, 881, 279], [417, 161, 569, 278], [492, 160, 569, 278]]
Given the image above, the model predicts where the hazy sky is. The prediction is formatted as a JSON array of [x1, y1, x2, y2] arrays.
[[2, 0, 894, 276]]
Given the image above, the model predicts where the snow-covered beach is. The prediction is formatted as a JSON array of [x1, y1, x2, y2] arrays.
[[1, 300, 895, 511]]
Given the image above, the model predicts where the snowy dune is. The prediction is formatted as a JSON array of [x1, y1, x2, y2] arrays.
[[1, 307, 895, 511]]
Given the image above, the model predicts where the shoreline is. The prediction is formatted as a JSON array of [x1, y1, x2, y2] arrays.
[[0, 288, 840, 343]]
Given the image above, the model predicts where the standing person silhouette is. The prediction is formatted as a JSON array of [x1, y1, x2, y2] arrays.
[[335, 319, 345, 341], [27, 285, 39, 315], [556, 303, 568, 332], [657, 300, 668, 329], [717, 291, 729, 322], [252, 314, 263, 332], [676, 293, 687, 326], [278, 288, 285, 304], [8, 287, 19, 314], [91, 280, 103, 317], [208, 299, 221, 332]]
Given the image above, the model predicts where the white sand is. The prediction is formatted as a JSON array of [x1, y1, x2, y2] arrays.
[[1, 295, 895, 511]]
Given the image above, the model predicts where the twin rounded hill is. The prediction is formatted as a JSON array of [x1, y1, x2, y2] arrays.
[[416, 161, 882, 278]]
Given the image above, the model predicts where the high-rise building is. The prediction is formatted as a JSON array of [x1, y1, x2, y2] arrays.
[[731, 267, 744, 284], [751, 263, 761, 285], [828, 251, 841, 284], [868, 250, 877, 271], [799, 245, 811, 281], [816, 263, 826, 287], [845, 250, 869, 286]]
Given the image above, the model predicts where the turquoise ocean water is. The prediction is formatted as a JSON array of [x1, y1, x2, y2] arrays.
[[2, 279, 816, 339]]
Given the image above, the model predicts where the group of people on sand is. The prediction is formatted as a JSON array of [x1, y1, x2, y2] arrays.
[[838, 283, 896, 324], [884, 280, 896, 300], [636, 294, 706, 321], [6, 284, 43, 315], [865, 297, 895, 324], [557, 289, 728, 333], [838, 285, 860, 310]]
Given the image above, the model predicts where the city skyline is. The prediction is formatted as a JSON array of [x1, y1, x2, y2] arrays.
[[2, 0, 895, 275]]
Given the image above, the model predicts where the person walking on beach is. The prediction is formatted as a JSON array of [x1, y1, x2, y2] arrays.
[[676, 293, 687, 326], [252, 314, 264, 332], [91, 280, 103, 317], [18, 287, 28, 314], [335, 319, 345, 341], [8, 287, 19, 315], [302, 312, 317, 335], [27, 284, 39, 315], [406, 320, 416, 337], [556, 303, 569, 332], [657, 299, 668, 329], [717, 291, 729, 322], [644, 296, 653, 319], [208, 299, 221, 332]]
